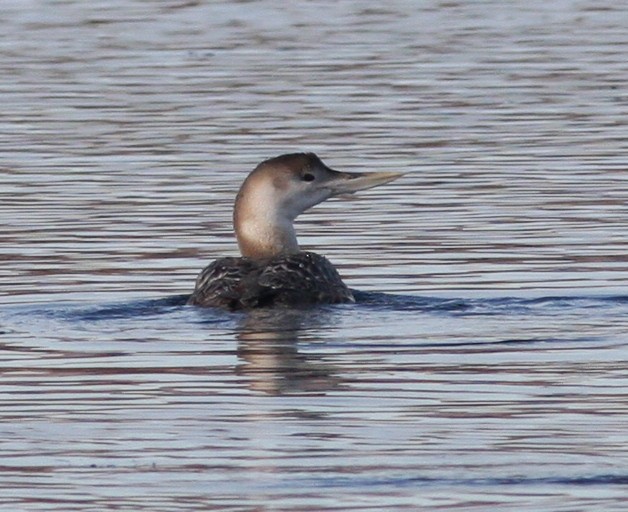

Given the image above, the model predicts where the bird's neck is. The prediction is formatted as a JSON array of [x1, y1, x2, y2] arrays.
[[236, 216, 299, 260], [234, 191, 300, 260]]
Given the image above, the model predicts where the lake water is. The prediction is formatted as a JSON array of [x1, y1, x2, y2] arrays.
[[1, 0, 627, 510]]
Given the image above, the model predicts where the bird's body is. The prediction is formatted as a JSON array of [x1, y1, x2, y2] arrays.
[[188, 251, 353, 310], [188, 153, 403, 310]]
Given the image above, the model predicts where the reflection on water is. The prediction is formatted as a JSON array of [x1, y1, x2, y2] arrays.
[[236, 309, 344, 394], [1, 0, 627, 510]]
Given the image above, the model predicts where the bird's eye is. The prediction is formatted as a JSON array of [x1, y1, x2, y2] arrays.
[[302, 173, 315, 182]]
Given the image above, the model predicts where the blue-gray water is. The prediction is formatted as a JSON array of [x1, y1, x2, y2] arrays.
[[1, 1, 627, 510]]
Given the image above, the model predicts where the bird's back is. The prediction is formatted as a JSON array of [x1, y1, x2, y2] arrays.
[[187, 251, 354, 310]]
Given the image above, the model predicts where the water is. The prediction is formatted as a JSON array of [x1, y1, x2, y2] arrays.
[[1, 0, 627, 510]]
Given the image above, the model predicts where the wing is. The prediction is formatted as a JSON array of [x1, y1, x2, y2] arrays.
[[188, 257, 257, 309], [256, 252, 354, 306]]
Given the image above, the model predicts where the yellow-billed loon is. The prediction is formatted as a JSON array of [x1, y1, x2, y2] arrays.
[[187, 153, 404, 309]]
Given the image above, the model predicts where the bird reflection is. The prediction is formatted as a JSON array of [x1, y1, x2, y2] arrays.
[[235, 308, 344, 395]]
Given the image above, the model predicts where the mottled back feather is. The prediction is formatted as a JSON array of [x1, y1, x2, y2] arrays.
[[187, 251, 354, 310]]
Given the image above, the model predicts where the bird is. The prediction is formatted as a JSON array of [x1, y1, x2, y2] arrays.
[[187, 152, 404, 309]]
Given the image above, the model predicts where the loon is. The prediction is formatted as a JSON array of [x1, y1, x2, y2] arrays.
[[187, 153, 403, 310]]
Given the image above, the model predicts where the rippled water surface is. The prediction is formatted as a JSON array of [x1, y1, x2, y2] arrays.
[[1, 0, 627, 510]]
